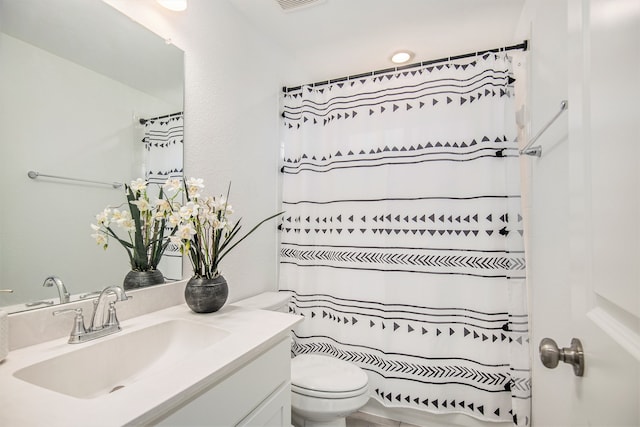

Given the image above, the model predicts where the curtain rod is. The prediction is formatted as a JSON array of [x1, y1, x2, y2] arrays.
[[282, 40, 528, 93], [139, 111, 183, 125]]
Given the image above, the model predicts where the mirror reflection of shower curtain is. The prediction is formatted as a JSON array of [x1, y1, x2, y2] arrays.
[[142, 112, 184, 281], [280, 53, 530, 425]]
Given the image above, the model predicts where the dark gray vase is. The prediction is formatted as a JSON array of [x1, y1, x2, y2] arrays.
[[123, 269, 165, 290], [184, 275, 229, 313]]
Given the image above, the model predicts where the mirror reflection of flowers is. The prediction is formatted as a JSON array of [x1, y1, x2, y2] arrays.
[[172, 178, 282, 280], [91, 178, 182, 272]]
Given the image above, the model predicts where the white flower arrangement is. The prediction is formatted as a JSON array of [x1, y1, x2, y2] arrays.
[[91, 177, 182, 271], [170, 178, 282, 280]]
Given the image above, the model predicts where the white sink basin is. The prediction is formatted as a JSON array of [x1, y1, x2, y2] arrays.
[[13, 319, 229, 399]]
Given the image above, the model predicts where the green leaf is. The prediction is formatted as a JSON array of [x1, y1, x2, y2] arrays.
[[105, 226, 134, 249], [127, 186, 152, 270], [217, 211, 283, 264]]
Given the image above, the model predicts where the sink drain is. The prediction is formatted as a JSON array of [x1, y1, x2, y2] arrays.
[[109, 385, 125, 393]]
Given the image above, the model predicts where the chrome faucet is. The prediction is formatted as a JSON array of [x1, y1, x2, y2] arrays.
[[90, 286, 129, 331], [42, 276, 70, 303], [53, 285, 130, 344]]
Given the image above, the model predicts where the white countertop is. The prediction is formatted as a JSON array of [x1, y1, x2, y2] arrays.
[[0, 304, 301, 427]]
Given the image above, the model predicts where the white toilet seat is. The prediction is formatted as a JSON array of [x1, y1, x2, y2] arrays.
[[291, 382, 369, 399], [291, 353, 369, 396]]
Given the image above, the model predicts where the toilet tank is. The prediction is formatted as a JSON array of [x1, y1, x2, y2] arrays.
[[232, 291, 290, 313]]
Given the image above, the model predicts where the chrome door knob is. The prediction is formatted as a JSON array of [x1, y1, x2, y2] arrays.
[[539, 337, 584, 377]]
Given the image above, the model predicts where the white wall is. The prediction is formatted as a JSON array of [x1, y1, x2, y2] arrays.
[[103, 2, 575, 426], [0, 33, 177, 307], [178, 2, 294, 302], [103, 0, 306, 303], [514, 0, 572, 425]]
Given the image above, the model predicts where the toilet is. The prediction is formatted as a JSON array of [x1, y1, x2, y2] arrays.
[[232, 292, 370, 427]]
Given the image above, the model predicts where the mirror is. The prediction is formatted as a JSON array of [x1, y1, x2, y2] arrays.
[[0, 0, 184, 313]]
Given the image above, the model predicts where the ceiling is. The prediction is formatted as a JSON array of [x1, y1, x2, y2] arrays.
[[228, 0, 526, 85], [0, 0, 183, 105], [1, 0, 526, 96]]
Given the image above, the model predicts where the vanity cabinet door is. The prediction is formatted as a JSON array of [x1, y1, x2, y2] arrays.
[[154, 337, 291, 426], [236, 381, 291, 427]]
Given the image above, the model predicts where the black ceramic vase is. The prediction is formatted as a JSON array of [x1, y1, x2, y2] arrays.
[[184, 275, 229, 313], [123, 269, 165, 290]]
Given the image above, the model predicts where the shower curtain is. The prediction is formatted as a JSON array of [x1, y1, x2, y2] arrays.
[[142, 112, 184, 281], [279, 53, 530, 425]]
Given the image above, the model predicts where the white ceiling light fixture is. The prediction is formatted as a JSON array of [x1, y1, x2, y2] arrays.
[[157, 0, 188, 12], [390, 50, 414, 64]]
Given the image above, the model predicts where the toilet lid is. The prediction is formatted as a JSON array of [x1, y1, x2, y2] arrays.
[[291, 354, 369, 397]]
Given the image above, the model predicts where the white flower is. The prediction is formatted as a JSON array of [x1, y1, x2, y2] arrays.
[[117, 217, 135, 231], [177, 223, 197, 240], [168, 212, 182, 227], [179, 201, 199, 219], [111, 209, 132, 228], [91, 231, 108, 248], [122, 219, 135, 231], [111, 209, 125, 222], [155, 199, 171, 214], [95, 208, 111, 226], [201, 196, 214, 210], [157, 199, 174, 221], [163, 177, 182, 192], [130, 178, 147, 193], [214, 197, 226, 211], [186, 177, 204, 199], [214, 197, 234, 216], [211, 217, 221, 229], [131, 198, 151, 212], [204, 208, 218, 223]]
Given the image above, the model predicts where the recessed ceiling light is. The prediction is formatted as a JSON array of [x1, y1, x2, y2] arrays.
[[157, 0, 187, 11], [391, 50, 414, 64]]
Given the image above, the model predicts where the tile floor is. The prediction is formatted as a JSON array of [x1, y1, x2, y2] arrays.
[[346, 411, 422, 427]]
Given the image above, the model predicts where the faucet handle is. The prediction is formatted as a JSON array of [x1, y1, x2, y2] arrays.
[[104, 302, 121, 328], [53, 308, 87, 342], [79, 290, 102, 300], [52, 307, 82, 316]]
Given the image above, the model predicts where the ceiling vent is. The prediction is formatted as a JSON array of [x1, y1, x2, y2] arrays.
[[275, 0, 325, 12]]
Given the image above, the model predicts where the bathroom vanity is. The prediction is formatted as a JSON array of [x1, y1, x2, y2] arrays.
[[0, 301, 301, 426]]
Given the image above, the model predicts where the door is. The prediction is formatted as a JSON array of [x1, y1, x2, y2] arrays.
[[537, 0, 640, 425]]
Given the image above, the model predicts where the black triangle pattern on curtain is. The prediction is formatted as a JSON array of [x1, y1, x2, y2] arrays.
[[142, 112, 184, 280], [142, 113, 184, 184], [281, 136, 516, 174], [282, 54, 514, 130], [279, 53, 530, 426]]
